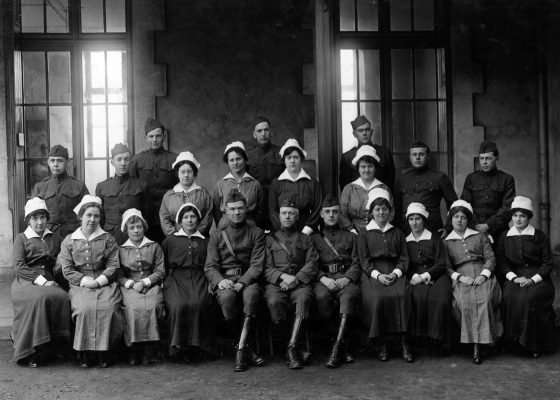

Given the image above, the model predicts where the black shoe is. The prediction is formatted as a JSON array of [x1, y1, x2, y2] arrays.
[[246, 346, 264, 367], [98, 352, 110, 368], [299, 349, 311, 365], [378, 344, 389, 362], [234, 347, 248, 372], [326, 340, 342, 369], [532, 352, 541, 359], [472, 344, 482, 365], [79, 352, 92, 368], [20, 354, 38, 368], [343, 348, 354, 364], [286, 345, 303, 369], [402, 343, 414, 363]]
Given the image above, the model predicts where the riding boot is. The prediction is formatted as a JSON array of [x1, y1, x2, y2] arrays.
[[234, 316, 251, 372], [326, 314, 348, 368], [286, 316, 304, 369]]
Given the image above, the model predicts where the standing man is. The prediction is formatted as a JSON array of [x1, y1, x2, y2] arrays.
[[204, 189, 266, 372], [339, 115, 396, 191], [394, 141, 458, 234], [245, 116, 284, 229], [129, 118, 178, 243], [96, 143, 149, 244], [461, 140, 516, 241]]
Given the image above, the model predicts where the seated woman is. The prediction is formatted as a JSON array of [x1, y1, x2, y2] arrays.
[[11, 198, 71, 367], [497, 196, 556, 357], [357, 188, 412, 363], [161, 203, 213, 360], [58, 195, 123, 368], [118, 208, 165, 365], [405, 202, 452, 349], [444, 200, 502, 364]]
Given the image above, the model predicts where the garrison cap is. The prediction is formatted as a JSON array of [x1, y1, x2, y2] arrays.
[[279, 198, 298, 210], [321, 194, 339, 208], [144, 117, 164, 134], [479, 140, 498, 155], [225, 188, 246, 204], [48, 145, 69, 159], [111, 143, 131, 157], [351, 115, 371, 130]]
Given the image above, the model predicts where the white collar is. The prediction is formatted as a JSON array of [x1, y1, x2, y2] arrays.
[[406, 229, 432, 242], [506, 224, 536, 237], [445, 227, 479, 241], [366, 220, 394, 232], [70, 226, 106, 241], [121, 237, 154, 248], [350, 177, 383, 191], [24, 226, 53, 239], [174, 229, 205, 239], [223, 172, 255, 181], [173, 182, 201, 193], [278, 168, 311, 182]]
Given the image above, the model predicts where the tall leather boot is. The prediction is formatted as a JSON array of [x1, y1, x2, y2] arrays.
[[326, 314, 347, 368], [286, 316, 304, 369], [234, 316, 251, 372], [238, 315, 264, 368]]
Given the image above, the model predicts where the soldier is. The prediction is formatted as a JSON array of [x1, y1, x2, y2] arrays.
[[312, 195, 361, 369], [32, 145, 89, 242], [339, 115, 396, 191], [264, 199, 319, 369], [96, 143, 149, 245], [129, 118, 178, 243], [461, 141, 515, 241], [394, 141, 458, 234], [204, 189, 266, 372]]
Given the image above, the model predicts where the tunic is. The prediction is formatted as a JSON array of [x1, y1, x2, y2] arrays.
[[405, 230, 452, 342], [159, 183, 214, 238], [95, 174, 149, 245], [340, 178, 391, 233], [212, 172, 265, 229], [264, 228, 319, 321], [497, 225, 555, 353], [444, 228, 502, 344], [161, 230, 212, 351], [311, 226, 361, 317], [357, 221, 410, 339], [129, 147, 178, 243], [268, 169, 323, 233], [11, 227, 70, 362], [394, 166, 458, 232], [118, 237, 165, 346], [339, 143, 396, 192], [58, 227, 123, 351], [32, 173, 89, 241]]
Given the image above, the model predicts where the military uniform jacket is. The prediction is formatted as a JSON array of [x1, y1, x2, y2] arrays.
[[264, 228, 319, 285], [32, 173, 89, 235], [311, 226, 361, 282], [245, 140, 284, 190], [118, 237, 165, 287], [395, 166, 457, 231], [460, 169, 515, 235], [339, 143, 396, 191], [204, 222, 265, 290]]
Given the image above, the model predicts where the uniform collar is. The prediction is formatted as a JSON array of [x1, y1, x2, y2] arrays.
[[173, 182, 201, 193], [71, 226, 106, 241], [174, 229, 205, 239], [350, 177, 383, 190], [366, 219, 394, 232], [506, 224, 535, 237], [223, 172, 255, 181], [406, 229, 432, 242], [121, 237, 154, 248], [53, 172, 67, 182], [278, 168, 311, 182], [445, 227, 479, 241], [24, 226, 53, 239]]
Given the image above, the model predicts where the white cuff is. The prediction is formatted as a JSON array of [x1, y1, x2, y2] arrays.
[[480, 269, 492, 278], [451, 272, 460, 281], [350, 229, 358, 236], [95, 275, 109, 287], [391, 269, 403, 279], [488, 235, 494, 244], [34, 275, 48, 286], [420, 272, 431, 282], [142, 278, 151, 287], [505, 272, 517, 281], [371, 270, 380, 280], [302, 226, 313, 236], [411, 273, 420, 280], [79, 277, 89, 287], [125, 279, 134, 288], [531, 274, 543, 284]]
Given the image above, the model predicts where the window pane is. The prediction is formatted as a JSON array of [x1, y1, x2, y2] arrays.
[[359, 102, 382, 145], [341, 102, 358, 152], [339, 0, 355, 31], [83, 51, 106, 103], [85, 159, 108, 194], [414, 0, 434, 31], [84, 105, 107, 157], [415, 101, 437, 150], [391, 49, 412, 99], [438, 101, 447, 152], [81, 0, 104, 33], [21, 0, 44, 33], [46, 0, 69, 33], [108, 105, 127, 149], [16, 106, 24, 134], [107, 51, 126, 103], [392, 101, 413, 152], [49, 106, 73, 157], [23, 52, 46, 103], [24, 106, 48, 158], [48, 52, 72, 103], [357, 0, 378, 31], [106, 0, 126, 32], [437, 48, 446, 99], [415, 49, 436, 99], [27, 160, 49, 197], [14, 52, 23, 104], [340, 50, 357, 100], [358, 50, 380, 100], [390, 0, 411, 31]]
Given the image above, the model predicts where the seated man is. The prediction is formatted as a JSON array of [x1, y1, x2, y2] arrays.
[[264, 199, 319, 369], [312, 195, 361, 369], [204, 189, 266, 372]]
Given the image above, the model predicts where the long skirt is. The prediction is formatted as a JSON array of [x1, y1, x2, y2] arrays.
[[361, 260, 411, 339], [121, 285, 165, 346], [11, 277, 71, 362], [502, 279, 556, 353], [163, 268, 212, 351], [409, 275, 453, 342], [69, 283, 123, 351], [452, 261, 503, 344]]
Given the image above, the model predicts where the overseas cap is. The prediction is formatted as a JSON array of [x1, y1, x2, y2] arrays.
[[111, 143, 131, 157], [225, 188, 246, 204], [479, 140, 498, 154], [351, 115, 371, 130], [321, 194, 339, 208], [144, 117, 164, 134], [48, 145, 69, 159]]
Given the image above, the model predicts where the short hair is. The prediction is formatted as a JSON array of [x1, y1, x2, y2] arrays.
[[356, 156, 378, 168], [178, 205, 201, 224], [125, 215, 148, 231], [174, 160, 199, 177], [282, 146, 305, 161], [410, 141, 431, 154], [223, 147, 248, 164], [25, 210, 49, 225], [510, 208, 533, 220], [253, 116, 271, 129], [369, 197, 392, 213], [448, 206, 473, 222]]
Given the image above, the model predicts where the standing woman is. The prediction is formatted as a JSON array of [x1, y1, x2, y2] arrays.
[[405, 202, 452, 348], [11, 198, 71, 367], [58, 195, 123, 368], [268, 139, 322, 234], [340, 145, 392, 234], [497, 196, 555, 357], [444, 200, 502, 364], [213, 141, 264, 229], [159, 152, 214, 237], [118, 208, 165, 365], [357, 188, 413, 363], [161, 203, 213, 360]]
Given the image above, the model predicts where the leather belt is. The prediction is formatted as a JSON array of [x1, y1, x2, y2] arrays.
[[224, 267, 242, 277], [324, 263, 346, 273]]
